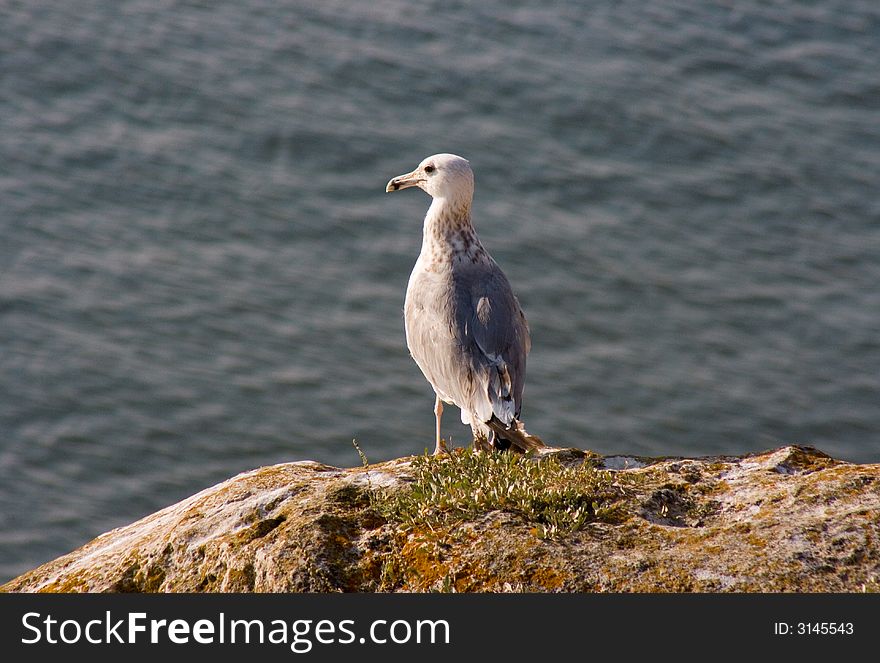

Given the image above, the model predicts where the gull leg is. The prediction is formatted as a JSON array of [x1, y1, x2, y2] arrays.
[[433, 395, 447, 455]]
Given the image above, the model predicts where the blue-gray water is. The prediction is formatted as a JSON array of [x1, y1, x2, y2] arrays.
[[1, 0, 878, 582]]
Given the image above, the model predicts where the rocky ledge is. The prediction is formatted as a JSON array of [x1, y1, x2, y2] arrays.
[[2, 445, 878, 593]]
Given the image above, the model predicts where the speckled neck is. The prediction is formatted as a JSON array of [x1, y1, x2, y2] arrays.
[[420, 197, 488, 266]]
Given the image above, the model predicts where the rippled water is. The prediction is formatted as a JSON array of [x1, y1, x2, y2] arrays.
[[1, 0, 878, 581]]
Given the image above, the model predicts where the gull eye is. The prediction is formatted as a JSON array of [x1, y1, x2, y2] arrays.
[[424, 164, 435, 174]]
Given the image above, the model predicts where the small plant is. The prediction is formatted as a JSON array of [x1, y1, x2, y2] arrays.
[[352, 439, 369, 467], [375, 448, 631, 538]]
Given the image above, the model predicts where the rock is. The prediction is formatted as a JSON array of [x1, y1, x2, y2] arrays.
[[2, 445, 879, 593]]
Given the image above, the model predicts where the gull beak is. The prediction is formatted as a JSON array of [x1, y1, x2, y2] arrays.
[[386, 169, 424, 193]]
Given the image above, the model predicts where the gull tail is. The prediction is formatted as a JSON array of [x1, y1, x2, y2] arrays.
[[485, 417, 546, 453]]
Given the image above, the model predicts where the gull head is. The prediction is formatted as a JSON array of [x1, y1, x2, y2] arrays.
[[386, 153, 474, 204]]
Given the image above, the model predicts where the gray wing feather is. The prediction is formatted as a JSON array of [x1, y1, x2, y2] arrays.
[[454, 262, 530, 423]]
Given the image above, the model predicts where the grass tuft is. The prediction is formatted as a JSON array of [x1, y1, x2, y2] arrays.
[[375, 447, 632, 538]]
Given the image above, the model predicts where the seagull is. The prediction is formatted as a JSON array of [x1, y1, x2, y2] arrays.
[[386, 153, 544, 454]]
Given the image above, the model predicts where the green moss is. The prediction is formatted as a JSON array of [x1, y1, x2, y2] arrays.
[[36, 573, 92, 593], [777, 446, 838, 474], [374, 448, 632, 538], [232, 516, 286, 545], [326, 482, 369, 507], [224, 564, 256, 591], [112, 555, 168, 592]]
